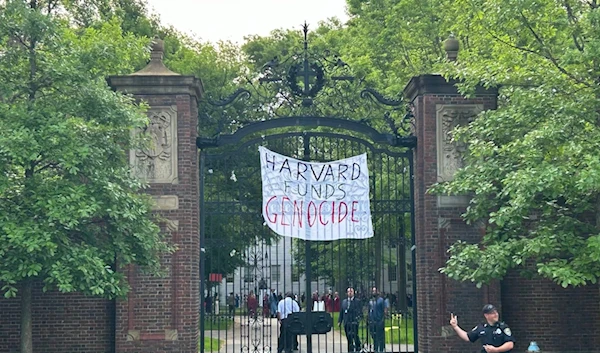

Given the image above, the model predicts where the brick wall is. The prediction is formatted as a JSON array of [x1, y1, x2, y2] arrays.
[[0, 283, 114, 353], [502, 271, 600, 353]]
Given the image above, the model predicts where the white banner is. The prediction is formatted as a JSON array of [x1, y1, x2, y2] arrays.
[[259, 146, 373, 241]]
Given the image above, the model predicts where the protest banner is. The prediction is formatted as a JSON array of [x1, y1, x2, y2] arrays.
[[259, 146, 373, 240]]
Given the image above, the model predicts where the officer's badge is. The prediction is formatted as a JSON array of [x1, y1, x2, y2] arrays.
[[495, 328, 501, 335], [504, 328, 512, 336]]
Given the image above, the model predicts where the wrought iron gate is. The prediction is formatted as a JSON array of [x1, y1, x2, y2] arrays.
[[199, 131, 416, 353], [198, 23, 417, 353]]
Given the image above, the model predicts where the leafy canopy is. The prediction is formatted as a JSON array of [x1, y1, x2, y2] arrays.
[[0, 0, 171, 298], [433, 0, 600, 287]]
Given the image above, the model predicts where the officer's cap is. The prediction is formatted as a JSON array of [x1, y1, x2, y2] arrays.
[[482, 304, 497, 314]]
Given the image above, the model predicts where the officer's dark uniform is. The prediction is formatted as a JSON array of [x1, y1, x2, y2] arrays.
[[467, 321, 515, 353]]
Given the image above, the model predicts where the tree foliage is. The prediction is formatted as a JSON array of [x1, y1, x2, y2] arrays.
[[433, 0, 600, 287], [0, 0, 171, 298], [341, 0, 452, 94]]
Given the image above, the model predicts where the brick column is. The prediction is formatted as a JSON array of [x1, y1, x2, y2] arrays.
[[108, 38, 203, 353], [404, 75, 498, 353]]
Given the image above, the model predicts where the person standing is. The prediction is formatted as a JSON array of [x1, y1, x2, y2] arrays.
[[368, 286, 386, 353], [332, 291, 341, 313], [247, 291, 258, 319], [227, 292, 236, 317], [263, 293, 271, 318], [270, 289, 279, 318], [277, 292, 300, 353], [338, 287, 362, 352], [450, 304, 515, 353], [205, 294, 213, 315]]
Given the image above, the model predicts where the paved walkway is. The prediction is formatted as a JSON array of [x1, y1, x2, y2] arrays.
[[204, 316, 414, 353]]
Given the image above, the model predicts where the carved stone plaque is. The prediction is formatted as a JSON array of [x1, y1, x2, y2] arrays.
[[151, 195, 179, 211], [131, 105, 178, 183], [436, 104, 483, 182]]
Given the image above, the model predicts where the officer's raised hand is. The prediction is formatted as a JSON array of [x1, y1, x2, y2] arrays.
[[449, 312, 470, 342], [449, 313, 458, 327]]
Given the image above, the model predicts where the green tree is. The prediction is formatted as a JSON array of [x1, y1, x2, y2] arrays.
[[433, 0, 600, 287], [0, 1, 171, 352], [341, 0, 452, 94]]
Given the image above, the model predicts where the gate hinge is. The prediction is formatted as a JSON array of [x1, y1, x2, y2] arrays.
[[197, 136, 218, 149]]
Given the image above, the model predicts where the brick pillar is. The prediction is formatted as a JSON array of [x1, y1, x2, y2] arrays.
[[108, 38, 203, 353], [404, 75, 498, 353]]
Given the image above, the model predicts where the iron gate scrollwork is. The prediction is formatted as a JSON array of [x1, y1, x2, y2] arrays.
[[198, 23, 418, 353]]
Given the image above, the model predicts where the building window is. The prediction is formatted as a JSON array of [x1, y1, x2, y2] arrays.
[[291, 266, 300, 282], [388, 263, 397, 281], [271, 265, 281, 282], [244, 267, 254, 282]]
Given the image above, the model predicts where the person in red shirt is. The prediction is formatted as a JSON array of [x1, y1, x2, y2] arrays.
[[247, 291, 258, 319], [263, 294, 271, 317], [332, 291, 341, 312], [322, 293, 331, 312]]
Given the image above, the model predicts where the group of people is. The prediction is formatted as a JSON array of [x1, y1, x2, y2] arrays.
[[218, 286, 516, 353], [276, 286, 389, 353], [206, 292, 242, 316], [337, 286, 388, 353], [310, 290, 341, 312]]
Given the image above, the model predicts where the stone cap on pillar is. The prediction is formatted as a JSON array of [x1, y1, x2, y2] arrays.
[[131, 36, 179, 77], [107, 36, 203, 99], [403, 74, 497, 103]]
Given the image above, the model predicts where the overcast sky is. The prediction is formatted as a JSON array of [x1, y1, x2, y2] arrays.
[[144, 0, 349, 44]]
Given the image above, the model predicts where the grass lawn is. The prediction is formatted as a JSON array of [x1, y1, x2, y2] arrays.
[[201, 336, 223, 352], [331, 312, 414, 345], [203, 315, 234, 330]]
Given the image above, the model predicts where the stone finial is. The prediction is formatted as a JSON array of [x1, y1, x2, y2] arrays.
[[131, 36, 179, 76], [150, 36, 165, 61], [443, 34, 460, 62]]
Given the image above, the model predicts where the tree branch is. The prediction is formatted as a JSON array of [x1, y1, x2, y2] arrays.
[[36, 162, 60, 173], [563, 0, 584, 52], [518, 10, 592, 88]]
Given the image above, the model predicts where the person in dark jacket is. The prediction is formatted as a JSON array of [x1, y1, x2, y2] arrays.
[[338, 287, 362, 352], [368, 287, 386, 353]]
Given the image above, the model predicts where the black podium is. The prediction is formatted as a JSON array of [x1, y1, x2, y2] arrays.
[[285, 312, 333, 335]]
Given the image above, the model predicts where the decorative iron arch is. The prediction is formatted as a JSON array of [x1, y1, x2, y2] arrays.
[[197, 116, 416, 149], [208, 131, 413, 160], [197, 23, 415, 149]]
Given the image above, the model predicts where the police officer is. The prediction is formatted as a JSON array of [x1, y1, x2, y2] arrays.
[[449, 304, 515, 353]]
